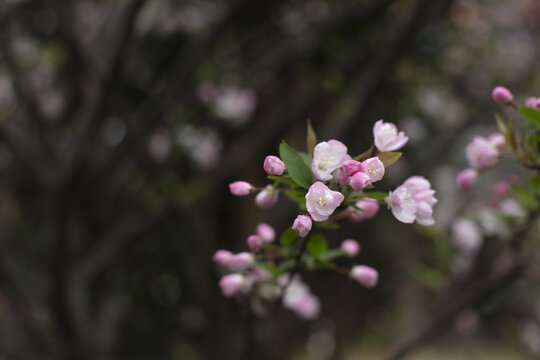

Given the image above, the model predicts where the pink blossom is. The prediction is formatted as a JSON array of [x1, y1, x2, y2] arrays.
[[488, 133, 506, 148], [292, 215, 312, 237], [350, 265, 378, 288], [362, 157, 385, 183], [256, 223, 275, 242], [465, 136, 499, 169], [229, 181, 252, 196], [456, 168, 478, 191], [373, 120, 408, 152], [293, 293, 320, 320], [263, 155, 285, 176], [388, 176, 437, 226], [219, 274, 245, 298], [349, 171, 371, 192], [493, 180, 509, 196], [255, 186, 278, 208], [348, 198, 380, 222], [452, 219, 482, 256], [228, 252, 254, 272], [491, 86, 513, 104], [525, 96, 540, 110], [341, 239, 360, 257], [247, 235, 264, 251], [213, 87, 257, 125], [312, 140, 349, 181], [305, 182, 345, 222], [213, 250, 233, 266]]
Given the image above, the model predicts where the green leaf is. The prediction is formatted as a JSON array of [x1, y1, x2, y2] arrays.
[[257, 263, 280, 277], [267, 175, 298, 188], [519, 105, 540, 127], [495, 113, 507, 134], [377, 152, 402, 167], [307, 120, 317, 156], [530, 176, 540, 196], [277, 259, 296, 273], [307, 234, 328, 258], [279, 143, 313, 189], [362, 192, 388, 200], [280, 228, 301, 249], [298, 152, 313, 169], [318, 249, 346, 261], [512, 184, 539, 210], [283, 190, 307, 209]]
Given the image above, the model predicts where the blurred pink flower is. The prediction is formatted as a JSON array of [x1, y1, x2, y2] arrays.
[[255, 186, 279, 208], [456, 168, 478, 191], [340, 239, 360, 257], [256, 223, 275, 242], [373, 120, 408, 152], [229, 181, 252, 196], [491, 86, 513, 104], [350, 265, 378, 288], [465, 136, 499, 169], [219, 274, 245, 298], [348, 198, 380, 222]]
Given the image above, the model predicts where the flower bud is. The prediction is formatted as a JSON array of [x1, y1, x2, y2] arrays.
[[213, 250, 233, 266], [362, 157, 385, 183], [256, 223, 275, 242], [340, 239, 360, 257], [349, 198, 380, 222], [229, 181, 252, 196], [228, 252, 254, 272], [255, 186, 278, 208], [293, 215, 312, 237], [350, 265, 378, 288], [336, 168, 349, 186], [456, 168, 478, 191], [491, 86, 513, 104], [525, 96, 540, 109], [247, 234, 264, 251], [342, 160, 364, 176], [219, 274, 245, 298], [488, 133, 505, 148], [493, 180, 509, 197], [373, 120, 408, 152], [349, 171, 371, 192], [294, 293, 320, 320], [263, 155, 285, 176]]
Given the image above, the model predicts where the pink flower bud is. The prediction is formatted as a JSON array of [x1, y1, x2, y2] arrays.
[[255, 186, 278, 208], [292, 215, 312, 237], [219, 274, 245, 298], [229, 181, 252, 196], [263, 155, 285, 175], [247, 234, 264, 251], [337, 168, 349, 186], [342, 160, 364, 176], [340, 239, 360, 257], [213, 250, 233, 266], [456, 168, 478, 191], [349, 171, 371, 192], [350, 265, 378, 288], [491, 86, 513, 104], [294, 293, 320, 320], [488, 133, 506, 148], [508, 174, 519, 184], [228, 252, 254, 272], [525, 96, 540, 109], [493, 180, 509, 197], [362, 157, 385, 183], [256, 223, 275, 242], [348, 198, 380, 222]]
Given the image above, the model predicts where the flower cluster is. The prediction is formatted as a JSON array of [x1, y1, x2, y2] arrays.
[[216, 120, 437, 320]]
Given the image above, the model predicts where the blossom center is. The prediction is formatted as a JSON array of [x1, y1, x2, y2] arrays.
[[317, 196, 327, 207]]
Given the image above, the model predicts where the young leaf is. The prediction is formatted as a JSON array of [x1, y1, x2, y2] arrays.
[[298, 152, 313, 169], [362, 192, 388, 199], [307, 234, 328, 258], [283, 190, 307, 209], [307, 119, 317, 156], [280, 228, 301, 249], [267, 175, 297, 188], [318, 249, 346, 261], [377, 152, 402, 167], [519, 105, 540, 127], [279, 143, 313, 189]]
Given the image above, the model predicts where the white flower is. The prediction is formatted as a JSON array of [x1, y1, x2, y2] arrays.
[[311, 140, 349, 181], [373, 120, 408, 152]]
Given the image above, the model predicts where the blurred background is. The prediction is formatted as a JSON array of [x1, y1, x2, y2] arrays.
[[1, 0, 540, 359]]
